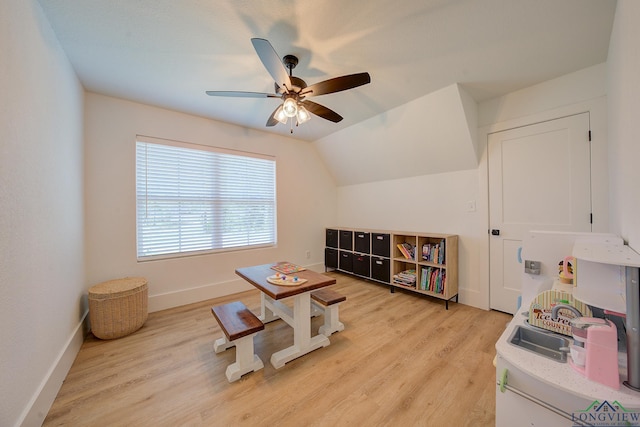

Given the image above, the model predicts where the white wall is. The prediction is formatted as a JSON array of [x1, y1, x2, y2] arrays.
[[84, 93, 337, 311], [337, 169, 485, 305], [478, 63, 607, 127], [0, 1, 85, 426], [314, 83, 478, 186], [607, 0, 640, 250], [330, 63, 609, 310]]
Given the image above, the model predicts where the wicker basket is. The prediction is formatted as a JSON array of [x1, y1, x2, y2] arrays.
[[89, 277, 148, 340]]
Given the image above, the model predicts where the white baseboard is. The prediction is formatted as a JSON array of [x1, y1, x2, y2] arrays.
[[304, 262, 326, 273], [19, 311, 90, 427], [458, 287, 488, 310], [148, 262, 326, 313], [148, 278, 255, 313]]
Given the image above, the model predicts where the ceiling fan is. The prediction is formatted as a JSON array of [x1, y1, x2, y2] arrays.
[[206, 38, 371, 132]]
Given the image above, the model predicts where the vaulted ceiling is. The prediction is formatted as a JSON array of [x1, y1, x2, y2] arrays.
[[37, 0, 616, 143]]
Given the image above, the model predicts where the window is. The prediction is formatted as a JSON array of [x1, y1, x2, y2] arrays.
[[135, 136, 276, 260]]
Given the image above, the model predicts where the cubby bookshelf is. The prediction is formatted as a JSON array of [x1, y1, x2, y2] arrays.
[[325, 228, 458, 309]]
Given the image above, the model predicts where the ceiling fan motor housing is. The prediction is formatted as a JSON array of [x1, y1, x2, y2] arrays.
[[283, 54, 299, 70], [275, 76, 307, 94]]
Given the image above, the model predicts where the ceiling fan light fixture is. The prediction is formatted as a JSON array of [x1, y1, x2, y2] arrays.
[[282, 96, 298, 117], [274, 105, 288, 124], [297, 105, 311, 124]]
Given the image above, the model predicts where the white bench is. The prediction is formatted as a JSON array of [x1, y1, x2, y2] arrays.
[[311, 288, 346, 337], [211, 301, 264, 382]]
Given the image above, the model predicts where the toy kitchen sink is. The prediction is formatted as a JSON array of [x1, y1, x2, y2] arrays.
[[508, 325, 570, 363]]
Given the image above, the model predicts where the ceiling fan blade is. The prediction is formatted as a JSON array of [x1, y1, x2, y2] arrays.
[[302, 72, 371, 97], [266, 106, 281, 127], [301, 100, 343, 123], [206, 91, 279, 98], [251, 38, 292, 90]]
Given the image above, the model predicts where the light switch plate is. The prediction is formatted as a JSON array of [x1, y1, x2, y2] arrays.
[[466, 200, 476, 212]]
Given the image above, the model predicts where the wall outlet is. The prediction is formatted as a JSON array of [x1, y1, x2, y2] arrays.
[[306, 250, 311, 259]]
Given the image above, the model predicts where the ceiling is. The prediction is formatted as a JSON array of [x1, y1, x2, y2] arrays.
[[37, 0, 616, 142]]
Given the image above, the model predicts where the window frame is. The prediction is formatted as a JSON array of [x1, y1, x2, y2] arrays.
[[135, 135, 277, 262]]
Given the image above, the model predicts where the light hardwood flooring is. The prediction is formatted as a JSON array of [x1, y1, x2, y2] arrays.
[[44, 272, 511, 427]]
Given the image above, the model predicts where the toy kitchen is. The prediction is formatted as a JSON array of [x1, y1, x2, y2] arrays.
[[495, 231, 640, 427]]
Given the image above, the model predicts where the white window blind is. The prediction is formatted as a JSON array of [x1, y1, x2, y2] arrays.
[[136, 137, 276, 260]]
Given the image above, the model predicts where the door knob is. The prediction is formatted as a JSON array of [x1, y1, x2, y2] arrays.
[[491, 229, 500, 236]]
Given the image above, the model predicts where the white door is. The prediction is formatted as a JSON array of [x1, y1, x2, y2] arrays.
[[489, 113, 592, 314]]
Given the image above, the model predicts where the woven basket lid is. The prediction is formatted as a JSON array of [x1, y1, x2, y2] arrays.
[[89, 277, 148, 299]]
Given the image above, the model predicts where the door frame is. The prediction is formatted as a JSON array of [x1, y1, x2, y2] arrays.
[[488, 112, 592, 313], [475, 97, 609, 311]]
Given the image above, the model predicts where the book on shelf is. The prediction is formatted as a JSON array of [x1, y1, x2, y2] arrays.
[[420, 267, 446, 294], [393, 269, 416, 287], [422, 240, 446, 264], [397, 242, 415, 260]]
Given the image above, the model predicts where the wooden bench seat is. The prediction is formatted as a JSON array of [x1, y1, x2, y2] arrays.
[[211, 301, 264, 382], [311, 288, 347, 306], [311, 289, 346, 337]]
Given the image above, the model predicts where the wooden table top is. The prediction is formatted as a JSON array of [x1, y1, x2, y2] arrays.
[[235, 263, 336, 300]]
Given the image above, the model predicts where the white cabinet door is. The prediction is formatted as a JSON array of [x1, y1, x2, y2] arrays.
[[489, 113, 592, 313], [496, 383, 571, 427], [496, 355, 593, 427]]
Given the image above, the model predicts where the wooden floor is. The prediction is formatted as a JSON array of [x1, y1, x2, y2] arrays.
[[44, 272, 511, 427]]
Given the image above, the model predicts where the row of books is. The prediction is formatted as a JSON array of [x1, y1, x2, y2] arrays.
[[420, 267, 446, 294], [392, 269, 416, 287], [422, 240, 446, 265], [396, 243, 415, 260]]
